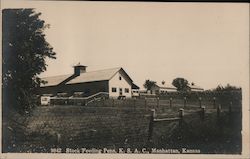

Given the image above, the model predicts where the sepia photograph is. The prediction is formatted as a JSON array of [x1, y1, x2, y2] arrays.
[[1, 1, 249, 159]]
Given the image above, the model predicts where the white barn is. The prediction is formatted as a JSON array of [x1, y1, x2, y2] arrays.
[[150, 81, 177, 94], [188, 83, 204, 92], [39, 64, 138, 98]]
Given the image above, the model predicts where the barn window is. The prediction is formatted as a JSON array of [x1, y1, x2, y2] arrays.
[[119, 76, 122, 80], [112, 87, 117, 92], [125, 88, 129, 93]]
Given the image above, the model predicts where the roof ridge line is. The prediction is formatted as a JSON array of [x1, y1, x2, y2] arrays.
[[85, 67, 121, 73], [41, 74, 72, 79], [41, 67, 122, 79]]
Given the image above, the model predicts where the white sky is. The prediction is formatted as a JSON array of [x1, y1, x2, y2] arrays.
[[2, 1, 249, 90]]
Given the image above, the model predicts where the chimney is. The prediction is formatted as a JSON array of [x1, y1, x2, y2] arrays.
[[73, 63, 87, 76]]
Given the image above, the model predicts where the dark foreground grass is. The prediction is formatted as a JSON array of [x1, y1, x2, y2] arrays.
[[2, 103, 241, 154]]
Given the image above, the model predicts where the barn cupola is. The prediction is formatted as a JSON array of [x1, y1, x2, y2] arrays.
[[162, 80, 165, 85], [73, 63, 87, 76]]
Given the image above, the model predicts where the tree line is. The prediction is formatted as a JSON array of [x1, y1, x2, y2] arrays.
[[143, 78, 241, 92]]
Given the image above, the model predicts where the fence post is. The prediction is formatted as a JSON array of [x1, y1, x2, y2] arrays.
[[199, 97, 202, 108], [56, 133, 61, 145], [145, 97, 147, 110], [122, 98, 125, 107], [148, 109, 156, 142], [216, 104, 222, 128], [200, 106, 205, 121], [229, 101, 232, 121], [102, 98, 105, 106], [133, 99, 136, 111], [213, 97, 216, 109], [179, 108, 184, 126], [157, 97, 159, 109], [112, 98, 115, 107], [170, 97, 172, 108], [184, 97, 187, 108], [217, 104, 221, 119], [229, 101, 232, 113]]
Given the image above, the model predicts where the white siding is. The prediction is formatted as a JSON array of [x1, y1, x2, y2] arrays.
[[191, 88, 204, 92], [159, 88, 177, 92], [151, 85, 177, 94], [109, 71, 132, 98]]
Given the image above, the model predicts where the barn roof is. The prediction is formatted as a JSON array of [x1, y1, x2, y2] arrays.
[[132, 83, 140, 89], [41, 67, 134, 87], [41, 74, 72, 87], [67, 67, 125, 84], [156, 83, 176, 89], [188, 84, 204, 90]]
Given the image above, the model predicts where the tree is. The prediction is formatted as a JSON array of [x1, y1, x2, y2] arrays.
[[172, 78, 189, 92], [214, 84, 241, 92], [143, 79, 156, 91], [2, 9, 56, 114]]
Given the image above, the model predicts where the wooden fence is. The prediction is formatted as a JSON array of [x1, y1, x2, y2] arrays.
[[147, 103, 238, 143], [85, 97, 241, 111], [47, 96, 242, 115]]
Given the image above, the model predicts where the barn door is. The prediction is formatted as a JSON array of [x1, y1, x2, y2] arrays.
[[119, 88, 123, 96]]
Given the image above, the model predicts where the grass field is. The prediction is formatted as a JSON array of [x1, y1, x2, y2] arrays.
[[2, 98, 242, 154]]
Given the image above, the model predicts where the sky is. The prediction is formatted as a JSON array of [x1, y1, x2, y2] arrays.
[[2, 1, 249, 90]]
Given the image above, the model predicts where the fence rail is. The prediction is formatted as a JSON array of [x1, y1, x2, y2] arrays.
[[49, 92, 109, 106], [46, 96, 241, 115]]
